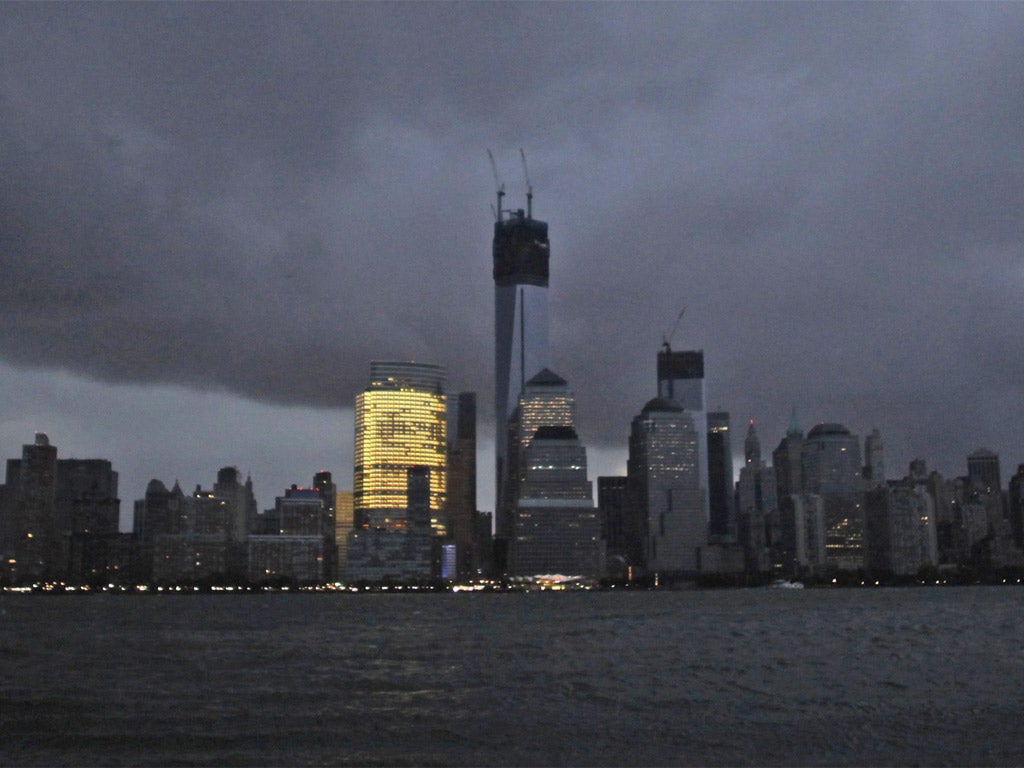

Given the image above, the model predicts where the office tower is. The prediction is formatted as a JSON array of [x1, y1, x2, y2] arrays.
[[773, 412, 804, 502], [864, 479, 938, 575], [736, 423, 779, 574], [498, 369, 576, 540], [0, 433, 58, 583], [56, 459, 120, 583], [864, 428, 885, 487], [313, 471, 337, 580], [627, 397, 705, 575], [801, 423, 864, 570], [334, 490, 354, 577], [247, 482, 329, 584], [353, 361, 447, 531], [446, 392, 478, 577], [1009, 465, 1024, 549], [133, 479, 188, 581], [771, 413, 812, 576], [656, 348, 709, 524], [598, 475, 629, 576], [784, 493, 827, 574], [706, 412, 734, 539], [743, 420, 761, 467], [347, 467, 436, 583], [966, 449, 1001, 496], [510, 426, 601, 577], [213, 467, 257, 541], [493, 203, 550, 554]]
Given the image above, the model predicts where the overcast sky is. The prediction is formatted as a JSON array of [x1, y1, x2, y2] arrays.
[[2, 2, 1023, 527]]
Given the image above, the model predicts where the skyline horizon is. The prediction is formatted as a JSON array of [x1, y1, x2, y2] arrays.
[[0, 349, 1015, 535]]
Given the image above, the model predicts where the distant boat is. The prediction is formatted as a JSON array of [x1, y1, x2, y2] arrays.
[[768, 579, 805, 589]]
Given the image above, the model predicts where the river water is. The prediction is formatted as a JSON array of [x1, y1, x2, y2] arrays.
[[2, 586, 1022, 766]]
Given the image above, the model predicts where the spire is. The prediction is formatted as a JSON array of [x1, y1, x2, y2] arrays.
[[744, 420, 761, 467], [787, 406, 802, 437]]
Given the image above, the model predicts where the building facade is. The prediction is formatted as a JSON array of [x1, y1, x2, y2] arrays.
[[353, 361, 447, 531], [510, 426, 602, 578], [627, 397, 705, 576], [801, 423, 865, 570]]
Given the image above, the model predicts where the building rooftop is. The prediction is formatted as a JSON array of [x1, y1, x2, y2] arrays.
[[526, 368, 567, 387], [641, 396, 684, 414]]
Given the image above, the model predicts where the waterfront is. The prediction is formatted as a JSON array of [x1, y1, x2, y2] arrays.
[[2, 587, 1022, 766]]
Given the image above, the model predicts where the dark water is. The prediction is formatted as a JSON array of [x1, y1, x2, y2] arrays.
[[2, 587, 1022, 766]]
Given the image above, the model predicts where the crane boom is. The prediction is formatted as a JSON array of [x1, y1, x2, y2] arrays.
[[662, 307, 686, 351]]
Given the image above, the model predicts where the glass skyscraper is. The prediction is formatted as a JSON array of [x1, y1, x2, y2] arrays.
[[493, 205, 550, 544], [353, 361, 447, 531]]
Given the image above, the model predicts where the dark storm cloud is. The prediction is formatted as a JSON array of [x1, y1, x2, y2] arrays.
[[2, 2, 1024, 480]]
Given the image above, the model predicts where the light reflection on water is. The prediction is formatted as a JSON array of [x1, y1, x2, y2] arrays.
[[2, 587, 1022, 766]]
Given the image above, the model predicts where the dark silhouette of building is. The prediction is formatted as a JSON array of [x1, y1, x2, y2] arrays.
[[446, 392, 478, 577], [0, 434, 121, 585], [707, 411, 734, 539], [802, 423, 864, 570], [598, 475, 629, 578]]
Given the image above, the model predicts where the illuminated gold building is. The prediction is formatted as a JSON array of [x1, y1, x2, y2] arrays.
[[353, 362, 447, 532]]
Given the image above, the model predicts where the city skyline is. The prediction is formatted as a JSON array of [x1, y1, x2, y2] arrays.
[[3, 4, 1024, 521]]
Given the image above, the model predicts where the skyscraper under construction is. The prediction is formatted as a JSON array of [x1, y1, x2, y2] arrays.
[[493, 194, 550, 544]]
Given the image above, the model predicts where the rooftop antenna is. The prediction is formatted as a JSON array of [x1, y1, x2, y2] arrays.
[[661, 306, 686, 352], [519, 147, 533, 218], [487, 149, 505, 222]]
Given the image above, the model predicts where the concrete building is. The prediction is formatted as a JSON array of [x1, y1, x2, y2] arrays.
[[865, 479, 938, 575], [0, 434, 121, 585]]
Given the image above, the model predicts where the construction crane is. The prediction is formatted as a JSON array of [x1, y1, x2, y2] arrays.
[[487, 148, 505, 222], [661, 307, 686, 352], [520, 148, 533, 219]]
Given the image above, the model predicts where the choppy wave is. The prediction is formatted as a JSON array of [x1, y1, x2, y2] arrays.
[[2, 587, 1022, 766]]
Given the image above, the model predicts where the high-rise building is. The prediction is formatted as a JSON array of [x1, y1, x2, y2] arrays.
[[334, 490, 354, 577], [627, 397, 705, 575], [498, 369, 576, 541], [313, 470, 337, 580], [598, 475, 629, 576], [801, 423, 864, 570], [213, 467, 256, 542], [0, 434, 123, 584], [864, 428, 885, 487], [510, 426, 601, 578], [706, 411, 734, 539], [772, 411, 804, 502], [446, 392, 478, 577], [493, 204, 550, 552], [353, 361, 447, 531], [0, 433, 58, 583], [656, 348, 709, 525], [1008, 465, 1024, 550], [864, 478, 938, 576], [736, 422, 779, 573], [966, 449, 1001, 496]]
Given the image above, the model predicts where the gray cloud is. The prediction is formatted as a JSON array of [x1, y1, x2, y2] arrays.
[[2, 2, 1024, 502]]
